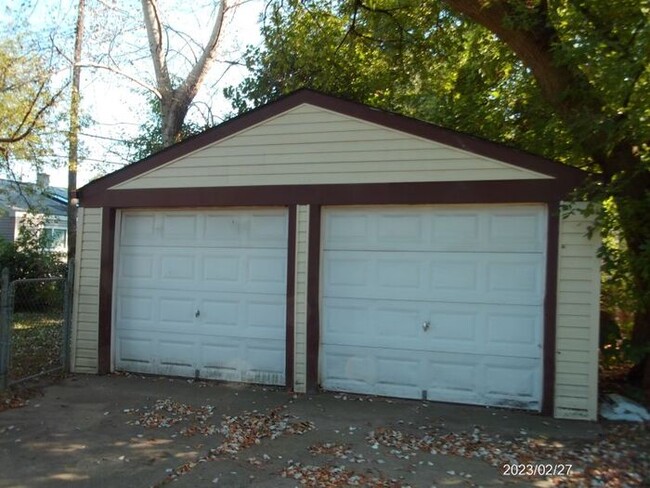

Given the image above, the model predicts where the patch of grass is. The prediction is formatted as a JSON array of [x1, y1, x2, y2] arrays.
[[9, 312, 64, 381]]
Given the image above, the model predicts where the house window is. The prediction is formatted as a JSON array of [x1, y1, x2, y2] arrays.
[[43, 227, 67, 250]]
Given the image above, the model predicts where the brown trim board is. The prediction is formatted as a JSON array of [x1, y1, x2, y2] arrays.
[[542, 202, 560, 416], [81, 180, 573, 208], [98, 207, 116, 375], [306, 205, 322, 393], [285, 206, 297, 390], [76, 89, 586, 198]]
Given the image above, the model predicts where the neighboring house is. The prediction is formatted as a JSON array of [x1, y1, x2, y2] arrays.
[[70, 90, 600, 420], [0, 173, 69, 253]]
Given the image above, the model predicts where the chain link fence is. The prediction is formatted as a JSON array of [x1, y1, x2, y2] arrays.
[[0, 266, 72, 389]]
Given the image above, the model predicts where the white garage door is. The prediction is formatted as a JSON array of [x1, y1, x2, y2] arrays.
[[114, 209, 287, 385], [321, 205, 546, 410]]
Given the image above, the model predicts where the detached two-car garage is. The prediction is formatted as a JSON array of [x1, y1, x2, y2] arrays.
[[70, 89, 600, 420]]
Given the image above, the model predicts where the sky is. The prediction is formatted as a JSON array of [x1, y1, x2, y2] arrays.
[[1, 0, 264, 188]]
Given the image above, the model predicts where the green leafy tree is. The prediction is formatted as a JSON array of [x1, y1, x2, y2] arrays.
[[0, 39, 62, 167], [228, 0, 650, 386]]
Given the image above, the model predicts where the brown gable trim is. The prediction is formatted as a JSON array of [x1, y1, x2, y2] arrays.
[[76, 89, 585, 200], [80, 179, 575, 208]]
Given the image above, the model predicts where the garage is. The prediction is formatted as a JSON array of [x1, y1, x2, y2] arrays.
[[70, 89, 600, 419], [321, 205, 545, 409], [113, 209, 288, 385]]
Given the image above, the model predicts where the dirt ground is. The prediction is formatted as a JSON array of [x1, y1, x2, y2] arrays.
[[0, 374, 647, 487]]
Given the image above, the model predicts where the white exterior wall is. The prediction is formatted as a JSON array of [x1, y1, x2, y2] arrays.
[[554, 205, 600, 420], [293, 205, 309, 392], [111, 105, 549, 190], [70, 207, 102, 373]]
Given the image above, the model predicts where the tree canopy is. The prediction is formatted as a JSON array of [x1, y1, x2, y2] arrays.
[[228, 0, 650, 384], [0, 39, 61, 168]]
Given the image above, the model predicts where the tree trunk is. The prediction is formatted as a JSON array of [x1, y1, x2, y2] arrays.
[[67, 0, 85, 265], [141, 0, 228, 149], [613, 168, 650, 390]]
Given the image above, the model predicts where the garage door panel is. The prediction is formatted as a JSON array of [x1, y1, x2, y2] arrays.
[[157, 339, 196, 368], [486, 260, 544, 299], [162, 214, 198, 240], [485, 311, 542, 357], [160, 254, 196, 281], [115, 209, 287, 385], [376, 214, 427, 245], [324, 297, 540, 357], [426, 357, 477, 395], [376, 258, 423, 289], [119, 252, 154, 279], [323, 207, 545, 253], [249, 214, 288, 244], [321, 205, 546, 410], [482, 358, 541, 409], [200, 341, 242, 381], [430, 261, 477, 291], [116, 335, 153, 365], [247, 299, 286, 331], [121, 213, 156, 245], [159, 297, 195, 324], [201, 298, 240, 327], [320, 348, 374, 394], [324, 251, 544, 305], [431, 213, 480, 250], [202, 250, 286, 294], [200, 340, 285, 385], [117, 295, 154, 322], [247, 255, 287, 285], [424, 355, 540, 409], [487, 211, 545, 250], [204, 212, 287, 248]]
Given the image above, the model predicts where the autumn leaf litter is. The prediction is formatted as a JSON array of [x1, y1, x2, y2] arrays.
[[122, 397, 648, 487]]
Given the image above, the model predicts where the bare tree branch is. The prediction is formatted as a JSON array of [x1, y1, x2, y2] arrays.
[[76, 62, 161, 98]]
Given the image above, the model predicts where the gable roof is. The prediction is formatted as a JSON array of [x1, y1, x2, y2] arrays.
[[77, 89, 585, 199]]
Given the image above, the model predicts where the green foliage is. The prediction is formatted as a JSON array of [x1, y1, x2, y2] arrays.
[[0, 214, 67, 312], [225, 0, 593, 170], [228, 1, 650, 360], [125, 95, 210, 161], [0, 38, 58, 166]]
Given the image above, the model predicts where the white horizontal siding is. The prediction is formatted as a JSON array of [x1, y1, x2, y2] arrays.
[[70, 207, 102, 374], [293, 205, 309, 393], [112, 105, 550, 190], [554, 204, 600, 420]]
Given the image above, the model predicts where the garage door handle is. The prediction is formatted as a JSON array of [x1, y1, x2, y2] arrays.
[[422, 321, 430, 331], [195, 310, 200, 318]]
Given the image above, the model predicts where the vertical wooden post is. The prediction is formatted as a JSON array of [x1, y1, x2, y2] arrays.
[[0, 268, 11, 390], [62, 260, 74, 373]]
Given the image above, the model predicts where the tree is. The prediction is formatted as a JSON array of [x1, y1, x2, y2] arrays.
[[67, 0, 86, 264], [0, 39, 63, 167], [140, 0, 229, 148], [229, 0, 650, 386], [124, 94, 210, 161]]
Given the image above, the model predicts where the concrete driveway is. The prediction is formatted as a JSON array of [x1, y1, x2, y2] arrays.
[[0, 374, 643, 487]]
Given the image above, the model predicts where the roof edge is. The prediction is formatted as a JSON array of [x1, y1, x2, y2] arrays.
[[77, 89, 587, 199]]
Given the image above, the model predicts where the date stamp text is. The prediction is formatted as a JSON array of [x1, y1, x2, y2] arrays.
[[502, 464, 573, 477]]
